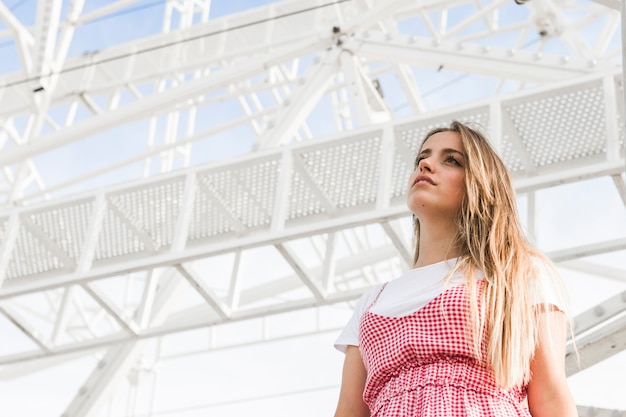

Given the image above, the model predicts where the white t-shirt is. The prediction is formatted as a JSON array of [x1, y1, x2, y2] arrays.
[[334, 258, 566, 353]]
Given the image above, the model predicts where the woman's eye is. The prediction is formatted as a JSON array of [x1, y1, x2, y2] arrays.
[[446, 156, 461, 165]]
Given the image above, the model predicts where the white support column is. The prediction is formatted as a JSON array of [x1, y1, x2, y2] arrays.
[[526, 191, 537, 244], [377, 126, 394, 211], [603, 74, 620, 161], [136, 270, 159, 329], [51, 286, 75, 346], [76, 194, 106, 273], [321, 233, 338, 293], [227, 250, 242, 311], [62, 340, 150, 417]]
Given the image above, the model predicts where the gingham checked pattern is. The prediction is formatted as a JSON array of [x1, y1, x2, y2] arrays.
[[358, 280, 530, 416]]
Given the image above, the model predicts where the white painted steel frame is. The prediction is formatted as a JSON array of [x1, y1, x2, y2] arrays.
[[0, 72, 624, 368], [0, 1, 625, 416]]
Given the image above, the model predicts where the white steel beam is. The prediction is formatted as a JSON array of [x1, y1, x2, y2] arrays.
[[275, 243, 325, 301], [62, 267, 182, 417], [0, 38, 329, 167], [577, 406, 626, 417], [560, 260, 626, 284], [256, 48, 339, 149], [566, 312, 626, 375], [352, 32, 601, 83], [176, 264, 231, 319], [0, 71, 623, 299], [0, 302, 51, 352], [381, 221, 412, 269], [571, 290, 626, 336], [339, 50, 390, 125], [0, 2, 34, 73], [32, 0, 63, 76]]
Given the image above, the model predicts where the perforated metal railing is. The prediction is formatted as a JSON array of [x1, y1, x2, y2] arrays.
[[0, 72, 623, 288]]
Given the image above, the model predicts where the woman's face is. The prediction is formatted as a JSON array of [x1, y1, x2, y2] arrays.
[[407, 130, 467, 221]]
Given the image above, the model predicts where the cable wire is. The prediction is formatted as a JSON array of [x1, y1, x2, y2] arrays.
[[1, 0, 353, 90]]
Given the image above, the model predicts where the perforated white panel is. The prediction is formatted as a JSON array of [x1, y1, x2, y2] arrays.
[[500, 134, 526, 173], [28, 200, 93, 262], [293, 133, 382, 214], [8, 218, 64, 278], [95, 208, 147, 260], [192, 155, 281, 240], [505, 80, 608, 168]]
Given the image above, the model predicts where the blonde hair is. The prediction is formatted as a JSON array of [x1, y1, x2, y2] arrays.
[[411, 120, 568, 388]]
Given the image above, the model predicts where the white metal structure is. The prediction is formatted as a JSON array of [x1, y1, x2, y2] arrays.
[[0, 1, 625, 416]]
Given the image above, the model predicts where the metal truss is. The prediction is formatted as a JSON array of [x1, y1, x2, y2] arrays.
[[0, 0, 625, 416]]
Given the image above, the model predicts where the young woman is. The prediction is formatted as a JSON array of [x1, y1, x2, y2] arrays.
[[333, 121, 577, 417]]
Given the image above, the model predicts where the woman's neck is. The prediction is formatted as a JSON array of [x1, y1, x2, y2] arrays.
[[414, 221, 461, 268]]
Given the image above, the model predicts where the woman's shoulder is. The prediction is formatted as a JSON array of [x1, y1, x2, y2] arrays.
[[530, 255, 569, 313]]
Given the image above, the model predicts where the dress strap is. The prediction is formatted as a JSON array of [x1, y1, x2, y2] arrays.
[[365, 282, 388, 312]]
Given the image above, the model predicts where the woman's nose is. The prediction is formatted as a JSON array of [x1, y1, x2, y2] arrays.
[[419, 157, 433, 172]]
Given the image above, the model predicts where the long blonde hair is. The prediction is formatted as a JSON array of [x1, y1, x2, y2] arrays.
[[412, 120, 567, 388]]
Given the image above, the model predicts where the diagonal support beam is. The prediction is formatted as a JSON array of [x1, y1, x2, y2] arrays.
[[0, 302, 51, 352], [339, 50, 390, 125], [0, 2, 34, 73], [380, 221, 412, 268], [62, 267, 182, 417], [176, 263, 231, 320], [256, 48, 339, 149], [275, 243, 325, 301]]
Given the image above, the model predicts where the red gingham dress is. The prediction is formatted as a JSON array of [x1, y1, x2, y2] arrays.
[[358, 279, 530, 417]]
